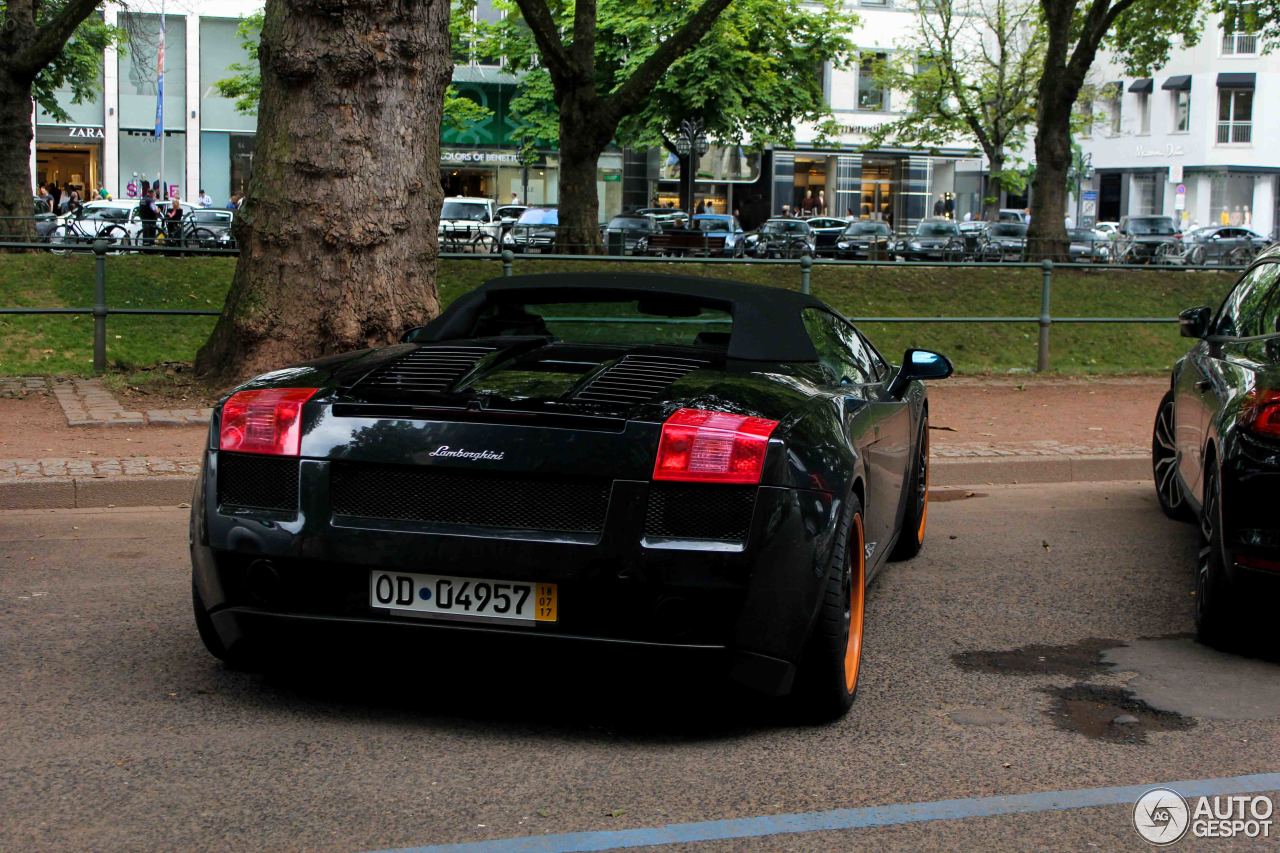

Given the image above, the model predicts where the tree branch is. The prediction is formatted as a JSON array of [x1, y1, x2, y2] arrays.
[[12, 0, 103, 79], [570, 0, 597, 73], [512, 0, 578, 84], [606, 0, 734, 120]]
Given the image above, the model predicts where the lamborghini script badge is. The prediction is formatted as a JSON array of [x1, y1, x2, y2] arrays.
[[429, 445, 505, 461]]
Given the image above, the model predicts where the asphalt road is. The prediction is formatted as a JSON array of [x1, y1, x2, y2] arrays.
[[3, 482, 1279, 852]]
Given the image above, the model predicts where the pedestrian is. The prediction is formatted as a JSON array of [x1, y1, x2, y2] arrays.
[[1023, 207, 1032, 223], [66, 189, 83, 217], [47, 182, 61, 213], [933, 196, 944, 217], [227, 194, 241, 211], [198, 188, 213, 208], [37, 185, 51, 212], [164, 196, 184, 232], [963, 210, 972, 222], [509, 191, 520, 205], [97, 185, 110, 200], [1064, 214, 1075, 229], [781, 204, 792, 218], [137, 190, 159, 246]]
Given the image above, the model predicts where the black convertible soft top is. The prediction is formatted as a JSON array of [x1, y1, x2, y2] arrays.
[[417, 272, 829, 362]]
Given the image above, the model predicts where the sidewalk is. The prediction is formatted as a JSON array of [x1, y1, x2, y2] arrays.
[[0, 375, 1161, 509]]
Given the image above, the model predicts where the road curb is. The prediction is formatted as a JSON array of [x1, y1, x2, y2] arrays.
[[0, 475, 194, 510], [0, 454, 1152, 510]]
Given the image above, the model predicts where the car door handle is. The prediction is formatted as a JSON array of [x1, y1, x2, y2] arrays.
[[1195, 379, 1212, 392]]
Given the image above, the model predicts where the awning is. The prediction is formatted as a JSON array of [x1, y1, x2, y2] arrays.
[[1162, 75, 1192, 91], [1128, 78, 1153, 93], [1217, 72, 1256, 89]]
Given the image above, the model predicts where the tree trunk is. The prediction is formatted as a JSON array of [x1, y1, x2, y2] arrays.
[[983, 154, 1005, 222], [194, 0, 453, 383], [1027, 92, 1071, 260], [0, 70, 37, 242], [554, 93, 612, 255]]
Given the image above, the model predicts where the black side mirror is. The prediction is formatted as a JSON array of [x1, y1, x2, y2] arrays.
[[889, 348, 954, 398], [1179, 306, 1212, 339]]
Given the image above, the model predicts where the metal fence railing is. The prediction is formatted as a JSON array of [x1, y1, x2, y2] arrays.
[[0, 237, 1248, 375]]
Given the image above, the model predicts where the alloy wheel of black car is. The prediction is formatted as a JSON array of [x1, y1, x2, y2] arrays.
[[791, 495, 866, 722], [1195, 463, 1242, 650], [891, 416, 930, 561], [1152, 390, 1192, 521]]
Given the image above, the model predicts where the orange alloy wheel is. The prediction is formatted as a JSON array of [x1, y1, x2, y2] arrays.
[[843, 513, 867, 693]]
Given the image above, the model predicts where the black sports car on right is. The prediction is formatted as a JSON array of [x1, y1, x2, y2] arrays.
[[1153, 244, 1280, 649]]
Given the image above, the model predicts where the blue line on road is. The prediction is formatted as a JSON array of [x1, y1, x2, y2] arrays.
[[378, 771, 1280, 853]]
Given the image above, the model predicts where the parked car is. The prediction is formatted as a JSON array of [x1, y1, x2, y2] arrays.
[[190, 272, 953, 720], [806, 217, 849, 257], [635, 207, 690, 228], [31, 196, 58, 240], [496, 204, 527, 236], [1067, 228, 1111, 263], [747, 218, 816, 258], [1116, 215, 1180, 264], [997, 208, 1029, 223], [978, 222, 1028, 261], [502, 206, 559, 253], [690, 213, 746, 257], [1152, 245, 1280, 650], [835, 221, 894, 260], [188, 208, 236, 247], [49, 199, 193, 248], [1180, 226, 1269, 266], [439, 196, 500, 251], [1094, 221, 1121, 237], [601, 213, 661, 255], [896, 219, 964, 262]]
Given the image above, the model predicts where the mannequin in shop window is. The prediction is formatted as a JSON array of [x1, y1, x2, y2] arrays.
[[817, 190, 827, 216]]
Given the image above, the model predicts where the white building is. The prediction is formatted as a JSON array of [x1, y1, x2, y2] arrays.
[[32, 0, 262, 206], [1077, 10, 1277, 237]]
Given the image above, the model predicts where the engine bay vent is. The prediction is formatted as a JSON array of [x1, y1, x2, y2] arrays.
[[355, 345, 497, 394], [574, 354, 708, 406]]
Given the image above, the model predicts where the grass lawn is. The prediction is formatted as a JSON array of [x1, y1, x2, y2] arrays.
[[0, 252, 1237, 376]]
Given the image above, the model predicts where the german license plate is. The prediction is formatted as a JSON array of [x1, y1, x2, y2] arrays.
[[369, 571, 557, 624]]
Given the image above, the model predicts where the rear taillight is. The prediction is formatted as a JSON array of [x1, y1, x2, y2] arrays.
[[1240, 389, 1280, 439], [219, 388, 318, 456], [652, 408, 779, 485]]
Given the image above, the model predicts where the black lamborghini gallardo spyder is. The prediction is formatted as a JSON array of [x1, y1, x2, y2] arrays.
[[191, 273, 952, 719]]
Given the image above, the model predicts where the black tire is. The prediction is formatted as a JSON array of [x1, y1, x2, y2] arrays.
[[1195, 462, 1244, 650], [192, 580, 263, 670], [472, 233, 499, 254], [1152, 390, 1192, 521], [891, 415, 930, 560], [789, 494, 867, 722], [1226, 245, 1255, 267], [48, 224, 76, 254], [191, 227, 219, 250]]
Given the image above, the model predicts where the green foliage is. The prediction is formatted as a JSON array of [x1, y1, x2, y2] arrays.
[[212, 12, 262, 115], [476, 0, 857, 151], [213, 5, 493, 131], [1213, 0, 1276, 51], [16, 5, 123, 121], [866, 0, 1042, 184], [1104, 0, 1206, 75]]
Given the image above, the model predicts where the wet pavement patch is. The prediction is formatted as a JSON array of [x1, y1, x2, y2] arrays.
[[951, 638, 1121, 679], [929, 489, 987, 503], [1043, 684, 1195, 744]]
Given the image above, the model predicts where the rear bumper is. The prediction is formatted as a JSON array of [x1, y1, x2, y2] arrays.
[[191, 453, 841, 694], [1221, 438, 1280, 594]]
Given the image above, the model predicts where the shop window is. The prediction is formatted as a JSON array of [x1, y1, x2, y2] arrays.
[[200, 18, 257, 132], [118, 13, 185, 131], [1217, 88, 1252, 144], [1132, 174, 1157, 215], [1210, 172, 1255, 226], [857, 52, 888, 112], [1172, 90, 1190, 133]]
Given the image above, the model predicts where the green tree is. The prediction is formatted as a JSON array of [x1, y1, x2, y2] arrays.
[[867, 0, 1043, 221], [215, 6, 491, 130], [479, 0, 856, 249], [1213, 0, 1275, 51], [1027, 0, 1204, 258], [0, 2, 121, 237]]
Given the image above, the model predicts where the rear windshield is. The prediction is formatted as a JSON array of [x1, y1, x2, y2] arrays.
[[916, 222, 959, 237], [441, 201, 490, 221], [694, 217, 732, 232], [988, 224, 1027, 237], [1126, 217, 1176, 235], [471, 299, 731, 346], [762, 220, 809, 235], [517, 208, 558, 225], [607, 217, 652, 231], [1068, 228, 1098, 240], [844, 222, 890, 236]]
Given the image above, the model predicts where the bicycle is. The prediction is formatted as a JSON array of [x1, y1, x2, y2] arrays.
[[47, 212, 131, 254], [157, 213, 221, 252], [440, 225, 499, 254]]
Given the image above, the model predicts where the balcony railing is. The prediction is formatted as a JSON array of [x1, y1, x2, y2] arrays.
[[1216, 121, 1253, 144], [1222, 31, 1258, 54]]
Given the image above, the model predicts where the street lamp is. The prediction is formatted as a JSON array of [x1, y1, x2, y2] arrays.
[[674, 118, 709, 216]]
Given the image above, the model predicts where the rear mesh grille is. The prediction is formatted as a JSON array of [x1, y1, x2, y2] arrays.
[[644, 484, 756, 541], [217, 453, 300, 512], [575, 354, 708, 405], [355, 345, 497, 394], [330, 463, 610, 533]]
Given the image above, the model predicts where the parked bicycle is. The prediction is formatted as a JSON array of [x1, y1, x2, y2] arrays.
[[157, 212, 222, 251], [440, 225, 499, 254], [47, 210, 131, 255]]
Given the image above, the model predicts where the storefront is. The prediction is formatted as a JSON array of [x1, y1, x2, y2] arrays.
[[34, 125, 104, 195], [769, 150, 934, 231], [199, 17, 258, 206], [118, 12, 187, 199], [652, 145, 763, 216]]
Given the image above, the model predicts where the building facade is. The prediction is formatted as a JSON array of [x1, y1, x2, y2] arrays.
[[1077, 10, 1278, 237]]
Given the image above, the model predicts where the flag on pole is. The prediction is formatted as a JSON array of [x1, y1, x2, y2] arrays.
[[153, 23, 166, 138]]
